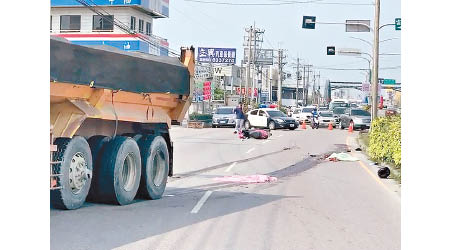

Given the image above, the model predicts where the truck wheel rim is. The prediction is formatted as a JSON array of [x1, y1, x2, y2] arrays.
[[152, 149, 165, 187], [122, 153, 137, 192], [69, 152, 88, 195]]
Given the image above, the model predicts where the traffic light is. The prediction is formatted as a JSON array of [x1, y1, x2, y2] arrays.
[[327, 46, 335, 55], [395, 18, 401, 30], [302, 16, 316, 29]]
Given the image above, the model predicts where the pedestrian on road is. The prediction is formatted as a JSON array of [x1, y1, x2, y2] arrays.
[[234, 102, 245, 134]]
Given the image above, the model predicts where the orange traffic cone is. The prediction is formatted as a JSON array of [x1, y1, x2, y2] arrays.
[[348, 122, 354, 133], [328, 122, 333, 130], [301, 120, 307, 129]]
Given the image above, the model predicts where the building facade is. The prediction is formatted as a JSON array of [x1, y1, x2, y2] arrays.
[[50, 0, 170, 56]]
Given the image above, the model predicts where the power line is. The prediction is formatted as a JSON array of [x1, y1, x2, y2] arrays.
[[184, 0, 323, 6], [171, 5, 216, 34], [183, 0, 373, 6], [74, 0, 180, 56], [313, 66, 400, 70], [315, 60, 370, 68]]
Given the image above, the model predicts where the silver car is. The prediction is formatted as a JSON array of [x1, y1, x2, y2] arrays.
[[338, 109, 371, 130], [212, 106, 237, 128]]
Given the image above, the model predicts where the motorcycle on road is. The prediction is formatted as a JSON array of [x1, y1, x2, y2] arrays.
[[310, 114, 319, 129]]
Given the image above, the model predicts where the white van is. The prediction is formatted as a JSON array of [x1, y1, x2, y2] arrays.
[[329, 99, 350, 111]]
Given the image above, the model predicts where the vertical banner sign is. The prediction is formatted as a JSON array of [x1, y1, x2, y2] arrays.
[[203, 81, 211, 100], [361, 83, 370, 92], [197, 47, 237, 64], [244, 88, 258, 97]]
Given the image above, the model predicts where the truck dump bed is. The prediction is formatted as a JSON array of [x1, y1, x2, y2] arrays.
[[51, 37, 190, 95], [50, 36, 194, 138]]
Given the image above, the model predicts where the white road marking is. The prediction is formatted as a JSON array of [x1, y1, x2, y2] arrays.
[[225, 162, 237, 172], [262, 140, 270, 144], [246, 147, 255, 154], [191, 191, 213, 214], [277, 134, 283, 138]]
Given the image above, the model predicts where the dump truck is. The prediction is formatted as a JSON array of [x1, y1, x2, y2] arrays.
[[50, 37, 194, 210]]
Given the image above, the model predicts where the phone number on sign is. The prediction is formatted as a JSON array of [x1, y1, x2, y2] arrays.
[[210, 58, 235, 63]]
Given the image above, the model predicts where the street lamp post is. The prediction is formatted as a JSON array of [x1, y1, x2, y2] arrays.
[[358, 56, 372, 82], [371, 0, 381, 120]]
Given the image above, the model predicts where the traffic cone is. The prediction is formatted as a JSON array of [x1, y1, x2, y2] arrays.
[[301, 120, 307, 129], [328, 122, 333, 130], [348, 123, 354, 133]]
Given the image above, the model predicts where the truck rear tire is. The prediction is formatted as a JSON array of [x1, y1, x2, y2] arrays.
[[137, 136, 169, 200], [86, 135, 111, 202], [51, 136, 93, 210], [98, 136, 141, 205], [122, 133, 144, 142]]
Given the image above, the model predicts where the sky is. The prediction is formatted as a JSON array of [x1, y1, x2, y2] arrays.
[[155, 0, 401, 91]]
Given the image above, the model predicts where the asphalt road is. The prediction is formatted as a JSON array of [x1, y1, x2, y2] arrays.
[[51, 126, 400, 250]]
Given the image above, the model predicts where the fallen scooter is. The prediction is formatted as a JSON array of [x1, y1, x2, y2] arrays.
[[239, 129, 272, 139]]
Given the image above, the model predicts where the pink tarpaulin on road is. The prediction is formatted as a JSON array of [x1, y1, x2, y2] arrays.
[[214, 175, 277, 183]]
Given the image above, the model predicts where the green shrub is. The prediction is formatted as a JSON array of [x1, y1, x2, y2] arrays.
[[189, 112, 213, 121], [368, 115, 401, 167]]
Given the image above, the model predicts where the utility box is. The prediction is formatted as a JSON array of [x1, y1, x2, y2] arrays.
[[227, 95, 240, 107]]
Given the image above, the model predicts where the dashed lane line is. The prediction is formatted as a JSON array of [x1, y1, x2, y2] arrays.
[[190, 191, 213, 214], [246, 147, 255, 154], [225, 162, 237, 172]]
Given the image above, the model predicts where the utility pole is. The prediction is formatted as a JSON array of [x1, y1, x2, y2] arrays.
[[252, 22, 257, 103], [223, 76, 227, 106], [252, 26, 264, 105], [277, 49, 282, 108], [313, 71, 320, 104], [244, 26, 253, 112], [243, 24, 265, 110], [239, 60, 243, 103], [306, 65, 312, 105], [302, 65, 306, 106], [371, 0, 381, 120], [296, 57, 300, 108], [317, 71, 321, 104], [277, 49, 287, 108], [312, 71, 315, 104]]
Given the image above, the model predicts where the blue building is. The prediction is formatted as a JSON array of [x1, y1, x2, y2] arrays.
[[50, 0, 170, 56]]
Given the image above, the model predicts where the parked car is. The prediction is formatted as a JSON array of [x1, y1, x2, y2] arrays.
[[290, 107, 302, 121], [287, 106, 296, 117], [332, 107, 347, 122], [318, 111, 337, 128], [245, 108, 299, 130], [212, 106, 236, 128], [338, 108, 371, 130], [293, 106, 316, 123]]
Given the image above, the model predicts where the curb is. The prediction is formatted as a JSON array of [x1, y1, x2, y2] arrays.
[[356, 134, 401, 184], [349, 133, 401, 197]]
